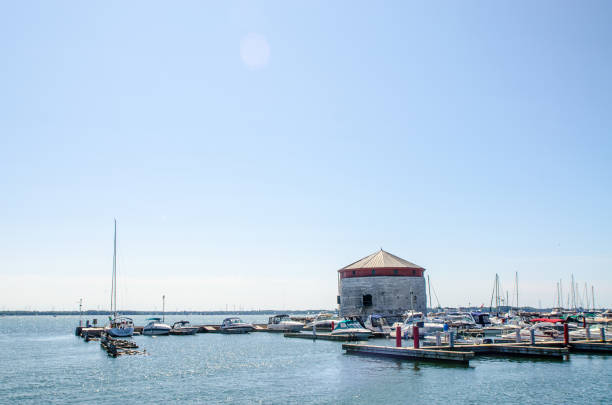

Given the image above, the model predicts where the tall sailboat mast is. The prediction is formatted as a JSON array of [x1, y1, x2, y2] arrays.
[[427, 275, 432, 311], [515, 271, 519, 310], [113, 219, 117, 317]]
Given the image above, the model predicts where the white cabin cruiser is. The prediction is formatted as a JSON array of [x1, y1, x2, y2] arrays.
[[143, 317, 171, 336], [220, 317, 254, 334], [303, 313, 340, 331], [364, 314, 403, 334], [267, 314, 304, 332], [330, 320, 372, 340], [170, 320, 199, 335], [390, 317, 445, 339]]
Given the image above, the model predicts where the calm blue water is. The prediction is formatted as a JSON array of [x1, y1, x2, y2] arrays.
[[0, 316, 609, 404]]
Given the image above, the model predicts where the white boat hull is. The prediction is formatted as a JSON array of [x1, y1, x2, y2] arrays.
[[143, 327, 171, 336], [330, 331, 371, 340], [267, 323, 304, 332], [107, 326, 134, 337]]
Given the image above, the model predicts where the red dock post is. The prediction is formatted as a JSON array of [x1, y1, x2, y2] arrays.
[[331, 321, 334, 331], [583, 317, 586, 328], [396, 326, 402, 347], [413, 326, 420, 348], [563, 323, 569, 346]]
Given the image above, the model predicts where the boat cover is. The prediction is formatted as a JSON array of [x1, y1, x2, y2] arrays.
[[529, 318, 563, 323]]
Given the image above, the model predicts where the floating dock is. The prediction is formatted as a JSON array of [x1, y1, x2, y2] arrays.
[[568, 340, 612, 353], [342, 344, 474, 364], [284, 332, 368, 342], [425, 342, 568, 358]]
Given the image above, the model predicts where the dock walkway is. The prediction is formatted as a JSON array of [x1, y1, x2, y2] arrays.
[[342, 344, 474, 364], [284, 332, 366, 342], [424, 342, 568, 358]]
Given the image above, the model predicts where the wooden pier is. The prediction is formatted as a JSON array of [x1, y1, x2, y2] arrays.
[[510, 339, 612, 353], [568, 340, 612, 353], [284, 332, 367, 342], [342, 344, 474, 364], [425, 342, 568, 358], [100, 336, 145, 357]]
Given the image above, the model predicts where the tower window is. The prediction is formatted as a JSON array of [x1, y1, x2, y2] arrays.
[[363, 294, 373, 307]]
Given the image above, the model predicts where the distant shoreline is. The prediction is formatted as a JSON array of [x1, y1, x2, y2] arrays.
[[0, 309, 334, 316], [0, 306, 563, 316]]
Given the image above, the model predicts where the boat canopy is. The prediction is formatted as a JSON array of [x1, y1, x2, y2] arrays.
[[146, 317, 161, 321], [530, 318, 563, 323]]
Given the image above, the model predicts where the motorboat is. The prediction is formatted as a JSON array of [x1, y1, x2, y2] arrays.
[[106, 316, 134, 338], [267, 314, 304, 332], [142, 317, 171, 336], [330, 320, 372, 340], [364, 314, 403, 334], [445, 312, 478, 330], [390, 317, 445, 339], [169, 320, 199, 335], [471, 312, 492, 327], [303, 313, 340, 331], [220, 317, 254, 334]]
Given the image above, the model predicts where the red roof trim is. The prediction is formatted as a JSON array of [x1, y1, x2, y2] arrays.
[[339, 267, 424, 279]]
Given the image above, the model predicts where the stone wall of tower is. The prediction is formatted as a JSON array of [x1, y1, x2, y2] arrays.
[[338, 276, 426, 317]]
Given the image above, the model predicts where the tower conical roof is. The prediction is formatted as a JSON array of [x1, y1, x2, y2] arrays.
[[340, 249, 424, 270]]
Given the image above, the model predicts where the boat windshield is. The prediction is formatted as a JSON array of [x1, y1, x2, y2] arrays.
[[448, 314, 475, 323], [337, 321, 360, 329], [111, 317, 134, 327], [226, 318, 243, 325], [270, 315, 290, 324]]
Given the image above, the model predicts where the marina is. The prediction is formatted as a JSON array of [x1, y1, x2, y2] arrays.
[[2, 314, 611, 404], [72, 314, 612, 366], [64, 241, 612, 375]]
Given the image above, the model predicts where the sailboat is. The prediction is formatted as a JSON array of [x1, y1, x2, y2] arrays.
[[106, 219, 134, 338]]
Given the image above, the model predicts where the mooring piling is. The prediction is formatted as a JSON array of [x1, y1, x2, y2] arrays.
[[395, 326, 401, 347]]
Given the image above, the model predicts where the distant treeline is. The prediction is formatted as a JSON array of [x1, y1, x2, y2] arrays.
[[0, 309, 335, 316]]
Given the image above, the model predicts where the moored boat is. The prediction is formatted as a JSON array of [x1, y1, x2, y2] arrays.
[[303, 313, 341, 331], [143, 317, 172, 336], [107, 316, 135, 338], [364, 314, 403, 334], [330, 320, 372, 340], [220, 317, 254, 334], [170, 321, 199, 335], [267, 314, 304, 332], [105, 220, 134, 338]]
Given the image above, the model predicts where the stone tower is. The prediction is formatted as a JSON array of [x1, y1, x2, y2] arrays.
[[337, 249, 426, 317]]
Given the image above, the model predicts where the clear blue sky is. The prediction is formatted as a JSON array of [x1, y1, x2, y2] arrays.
[[1, 1, 610, 311]]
